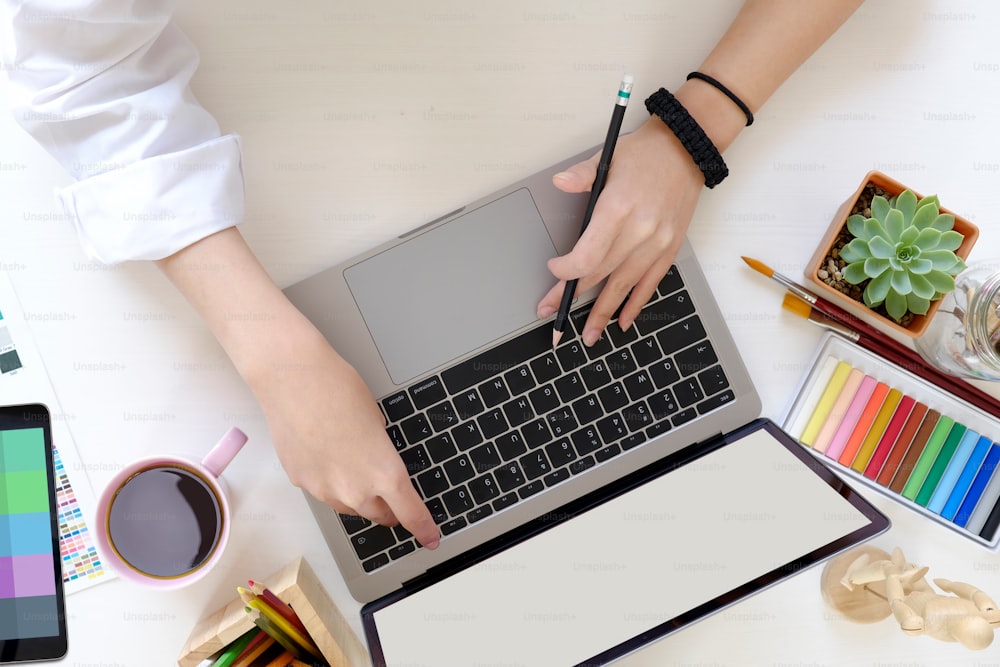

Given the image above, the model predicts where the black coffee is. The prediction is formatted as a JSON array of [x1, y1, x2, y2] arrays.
[[107, 465, 223, 578]]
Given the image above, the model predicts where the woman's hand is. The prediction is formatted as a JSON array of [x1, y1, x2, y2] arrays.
[[536, 116, 704, 345]]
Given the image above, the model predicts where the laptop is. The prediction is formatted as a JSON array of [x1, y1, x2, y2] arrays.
[[283, 148, 889, 665]]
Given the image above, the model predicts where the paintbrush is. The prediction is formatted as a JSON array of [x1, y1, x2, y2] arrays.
[[777, 287, 1000, 419]]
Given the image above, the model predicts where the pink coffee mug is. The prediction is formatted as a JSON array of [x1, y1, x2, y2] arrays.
[[95, 427, 248, 588]]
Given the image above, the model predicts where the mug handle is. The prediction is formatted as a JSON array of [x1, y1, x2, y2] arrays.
[[201, 427, 249, 478]]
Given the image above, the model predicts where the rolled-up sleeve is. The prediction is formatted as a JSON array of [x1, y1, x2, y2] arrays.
[[0, 0, 244, 263]]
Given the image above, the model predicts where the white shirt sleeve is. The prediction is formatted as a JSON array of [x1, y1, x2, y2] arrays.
[[0, 0, 245, 264]]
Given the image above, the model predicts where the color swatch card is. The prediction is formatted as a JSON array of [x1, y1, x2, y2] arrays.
[[782, 332, 1000, 551], [0, 272, 112, 593]]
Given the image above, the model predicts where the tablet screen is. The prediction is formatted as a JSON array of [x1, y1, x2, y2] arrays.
[[0, 404, 67, 662], [363, 419, 889, 667]]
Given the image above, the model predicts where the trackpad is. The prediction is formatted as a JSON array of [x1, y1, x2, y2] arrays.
[[344, 188, 559, 385]]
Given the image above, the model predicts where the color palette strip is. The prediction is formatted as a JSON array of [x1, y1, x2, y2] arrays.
[[52, 445, 108, 585], [785, 343, 1000, 549]]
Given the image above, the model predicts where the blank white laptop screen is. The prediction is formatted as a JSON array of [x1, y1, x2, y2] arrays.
[[365, 422, 886, 667]]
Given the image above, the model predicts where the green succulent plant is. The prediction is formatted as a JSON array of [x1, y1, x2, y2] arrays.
[[839, 189, 966, 322]]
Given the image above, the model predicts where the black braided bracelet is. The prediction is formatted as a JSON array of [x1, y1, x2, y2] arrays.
[[644, 87, 728, 188], [686, 71, 754, 126]]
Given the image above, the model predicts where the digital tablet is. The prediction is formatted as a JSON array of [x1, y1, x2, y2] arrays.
[[0, 404, 67, 663], [361, 418, 890, 667]]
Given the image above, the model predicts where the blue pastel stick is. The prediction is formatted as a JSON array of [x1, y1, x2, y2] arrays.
[[929, 429, 980, 514], [954, 443, 1000, 527], [942, 435, 993, 521]]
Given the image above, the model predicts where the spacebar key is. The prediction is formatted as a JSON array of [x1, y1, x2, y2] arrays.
[[442, 322, 553, 394]]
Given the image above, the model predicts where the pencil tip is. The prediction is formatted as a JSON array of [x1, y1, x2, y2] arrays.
[[552, 329, 563, 348], [740, 256, 774, 278]]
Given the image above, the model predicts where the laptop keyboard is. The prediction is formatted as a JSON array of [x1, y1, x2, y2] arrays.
[[339, 266, 735, 572]]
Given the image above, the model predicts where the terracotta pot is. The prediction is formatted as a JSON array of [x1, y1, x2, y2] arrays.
[[805, 170, 980, 338]]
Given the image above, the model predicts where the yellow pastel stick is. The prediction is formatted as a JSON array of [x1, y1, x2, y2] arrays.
[[800, 361, 853, 447], [812, 367, 864, 453]]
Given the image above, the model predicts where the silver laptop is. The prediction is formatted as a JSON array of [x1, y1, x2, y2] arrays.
[[283, 147, 764, 604]]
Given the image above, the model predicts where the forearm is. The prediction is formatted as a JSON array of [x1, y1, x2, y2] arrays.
[[154, 227, 327, 386], [673, 0, 866, 152]]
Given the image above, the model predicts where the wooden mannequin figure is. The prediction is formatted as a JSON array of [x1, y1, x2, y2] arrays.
[[820, 546, 1000, 650]]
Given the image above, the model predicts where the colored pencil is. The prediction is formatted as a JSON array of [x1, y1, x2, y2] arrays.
[[248, 580, 310, 636], [743, 256, 1000, 420], [552, 74, 634, 347]]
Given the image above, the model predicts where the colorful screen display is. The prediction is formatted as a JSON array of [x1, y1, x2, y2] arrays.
[[0, 425, 60, 641]]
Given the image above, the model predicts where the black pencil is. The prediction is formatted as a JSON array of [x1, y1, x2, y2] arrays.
[[551, 74, 634, 348]]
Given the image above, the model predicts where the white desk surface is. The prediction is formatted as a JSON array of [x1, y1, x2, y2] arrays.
[[2, 1, 1000, 665]]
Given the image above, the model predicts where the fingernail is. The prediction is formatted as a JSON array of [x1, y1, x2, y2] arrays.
[[618, 318, 633, 332], [538, 305, 556, 318], [553, 171, 571, 181], [425, 537, 440, 550], [582, 328, 599, 346]]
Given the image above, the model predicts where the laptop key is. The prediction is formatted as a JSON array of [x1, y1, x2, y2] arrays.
[[622, 402, 653, 432], [362, 553, 390, 573], [504, 365, 536, 396], [543, 467, 570, 487], [417, 467, 449, 498], [409, 376, 447, 410], [478, 408, 509, 439], [530, 353, 561, 383], [571, 426, 602, 456], [468, 473, 500, 504], [495, 431, 527, 461], [676, 341, 718, 376], [452, 421, 484, 450], [697, 389, 736, 414], [597, 382, 629, 412], [495, 462, 525, 491], [518, 481, 545, 500], [469, 442, 501, 473], [648, 388, 680, 419], [441, 517, 467, 536], [607, 320, 639, 348], [426, 400, 459, 432], [623, 369, 655, 401], [528, 384, 560, 414], [502, 396, 534, 428], [425, 433, 457, 463], [698, 365, 731, 395], [426, 498, 448, 525], [634, 290, 696, 336], [570, 456, 595, 475], [545, 438, 577, 468], [339, 513, 371, 535], [607, 348, 637, 378], [467, 505, 493, 524], [386, 425, 407, 452], [443, 486, 474, 516], [352, 524, 396, 561], [555, 340, 587, 371], [444, 454, 476, 485], [546, 407, 578, 438], [657, 315, 707, 355], [479, 378, 510, 408], [595, 443, 622, 463], [382, 391, 415, 423], [401, 413, 432, 444], [554, 372, 586, 403], [631, 336, 662, 367], [583, 330, 613, 359], [452, 388, 486, 419], [596, 413, 628, 443], [399, 444, 431, 475], [519, 450, 551, 480], [522, 418, 553, 449], [388, 541, 416, 561], [672, 408, 698, 427], [621, 432, 647, 450], [674, 378, 704, 407], [492, 492, 518, 512], [571, 394, 604, 425], [579, 361, 611, 391], [657, 265, 684, 296]]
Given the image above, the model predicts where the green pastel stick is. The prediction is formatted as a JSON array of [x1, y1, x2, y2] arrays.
[[902, 416, 955, 500], [915, 423, 967, 507]]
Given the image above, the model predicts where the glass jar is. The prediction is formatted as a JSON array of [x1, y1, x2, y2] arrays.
[[914, 262, 1000, 381]]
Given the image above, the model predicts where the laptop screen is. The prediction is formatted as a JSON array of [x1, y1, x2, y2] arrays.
[[363, 420, 888, 666]]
